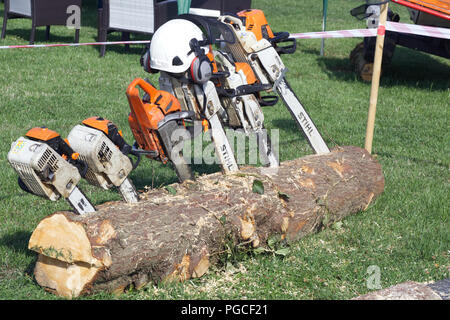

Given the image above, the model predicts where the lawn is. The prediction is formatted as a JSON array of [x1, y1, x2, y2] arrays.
[[0, 0, 448, 300]]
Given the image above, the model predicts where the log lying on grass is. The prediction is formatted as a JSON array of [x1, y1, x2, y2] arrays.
[[28, 146, 384, 298]]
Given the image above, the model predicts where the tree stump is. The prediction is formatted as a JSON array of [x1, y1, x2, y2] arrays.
[[28, 146, 384, 298]]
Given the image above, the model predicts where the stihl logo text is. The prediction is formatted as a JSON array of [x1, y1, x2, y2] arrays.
[[298, 112, 314, 136]]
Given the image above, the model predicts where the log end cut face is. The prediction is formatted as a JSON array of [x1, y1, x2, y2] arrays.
[[34, 254, 101, 298], [28, 213, 106, 298]]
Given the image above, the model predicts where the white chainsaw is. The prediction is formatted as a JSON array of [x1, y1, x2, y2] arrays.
[[212, 49, 279, 168], [7, 127, 95, 215], [218, 11, 330, 154], [67, 117, 140, 204]]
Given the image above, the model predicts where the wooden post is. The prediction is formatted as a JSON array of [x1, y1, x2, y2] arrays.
[[364, 3, 389, 154]]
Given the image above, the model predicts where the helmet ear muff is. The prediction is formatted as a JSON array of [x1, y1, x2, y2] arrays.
[[141, 49, 158, 74], [189, 53, 212, 84]]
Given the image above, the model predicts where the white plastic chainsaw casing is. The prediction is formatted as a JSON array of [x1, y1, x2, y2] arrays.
[[254, 46, 285, 83], [67, 125, 133, 188], [7, 137, 81, 200]]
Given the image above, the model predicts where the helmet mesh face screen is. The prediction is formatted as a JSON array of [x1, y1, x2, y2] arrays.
[[178, 15, 236, 46], [209, 20, 236, 45]]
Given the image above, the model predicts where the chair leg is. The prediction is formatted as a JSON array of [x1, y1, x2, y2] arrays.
[[122, 32, 130, 51], [45, 26, 50, 41], [1, 13, 7, 39], [29, 24, 36, 44], [99, 27, 107, 57], [98, 7, 107, 57], [97, 8, 103, 41]]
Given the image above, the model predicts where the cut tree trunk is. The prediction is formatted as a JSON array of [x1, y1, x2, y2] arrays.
[[28, 146, 384, 298]]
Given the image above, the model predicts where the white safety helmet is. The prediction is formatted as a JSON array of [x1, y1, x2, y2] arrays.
[[148, 19, 210, 75]]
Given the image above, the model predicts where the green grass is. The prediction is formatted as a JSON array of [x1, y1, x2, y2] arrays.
[[0, 0, 449, 300]]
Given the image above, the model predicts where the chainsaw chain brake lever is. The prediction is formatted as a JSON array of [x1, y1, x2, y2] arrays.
[[217, 83, 273, 98]]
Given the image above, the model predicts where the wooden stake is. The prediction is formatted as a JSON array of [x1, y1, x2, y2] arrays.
[[365, 3, 389, 154]]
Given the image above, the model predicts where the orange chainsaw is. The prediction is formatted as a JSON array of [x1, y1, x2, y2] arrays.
[[126, 77, 195, 182]]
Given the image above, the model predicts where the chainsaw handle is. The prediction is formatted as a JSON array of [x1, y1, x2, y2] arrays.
[[269, 31, 290, 44], [105, 122, 141, 170], [275, 37, 297, 55], [258, 95, 279, 107], [70, 158, 88, 178], [126, 77, 159, 101], [217, 83, 272, 98], [222, 15, 245, 30], [128, 151, 141, 171]]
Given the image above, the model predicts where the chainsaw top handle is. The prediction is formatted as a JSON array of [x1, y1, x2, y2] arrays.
[[126, 77, 159, 101]]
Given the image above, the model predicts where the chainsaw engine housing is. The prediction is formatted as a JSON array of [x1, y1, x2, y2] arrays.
[[67, 125, 133, 189], [7, 137, 81, 200]]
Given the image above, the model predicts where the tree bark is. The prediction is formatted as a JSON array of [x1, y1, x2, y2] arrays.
[[28, 146, 384, 298]]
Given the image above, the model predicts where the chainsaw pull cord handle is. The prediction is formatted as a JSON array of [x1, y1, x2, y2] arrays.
[[258, 94, 279, 107]]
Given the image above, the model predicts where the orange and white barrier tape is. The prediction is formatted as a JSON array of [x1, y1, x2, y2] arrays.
[[0, 22, 448, 50], [290, 28, 377, 39], [385, 21, 450, 39], [290, 21, 449, 40], [0, 40, 150, 50]]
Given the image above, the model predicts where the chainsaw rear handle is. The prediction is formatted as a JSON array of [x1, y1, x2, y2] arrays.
[[126, 77, 161, 153], [272, 34, 297, 55], [128, 149, 142, 170], [69, 158, 89, 178], [104, 122, 141, 171]]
